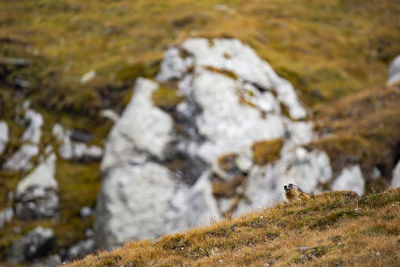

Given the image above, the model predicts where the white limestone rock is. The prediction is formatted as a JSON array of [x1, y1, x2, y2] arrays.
[[81, 70, 96, 84], [0, 208, 13, 228], [387, 55, 400, 87], [3, 144, 39, 171], [101, 78, 173, 171], [156, 47, 194, 82], [183, 70, 285, 167], [67, 239, 96, 260], [8, 227, 54, 263], [235, 148, 332, 215], [2, 105, 43, 171], [332, 165, 365, 196], [163, 171, 221, 233], [100, 109, 120, 122], [0, 121, 9, 155], [95, 162, 175, 248], [178, 38, 307, 119], [53, 123, 103, 162], [96, 163, 219, 249], [391, 161, 400, 188], [14, 153, 59, 219], [22, 109, 43, 144], [96, 38, 318, 249]]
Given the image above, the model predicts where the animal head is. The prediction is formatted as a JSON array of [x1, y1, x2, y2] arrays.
[[284, 183, 297, 192]]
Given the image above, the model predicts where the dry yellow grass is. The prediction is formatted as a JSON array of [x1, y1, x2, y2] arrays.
[[66, 188, 400, 266]]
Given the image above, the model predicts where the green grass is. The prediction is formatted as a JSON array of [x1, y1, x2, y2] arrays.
[[66, 188, 400, 266]]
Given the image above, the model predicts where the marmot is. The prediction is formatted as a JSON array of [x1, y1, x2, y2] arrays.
[[284, 183, 310, 202]]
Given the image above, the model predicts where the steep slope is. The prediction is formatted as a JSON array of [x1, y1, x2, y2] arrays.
[[67, 188, 400, 266]]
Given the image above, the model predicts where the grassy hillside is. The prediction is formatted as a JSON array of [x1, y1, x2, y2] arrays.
[[67, 188, 400, 266]]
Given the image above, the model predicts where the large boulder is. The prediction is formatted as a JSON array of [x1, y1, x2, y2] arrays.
[[96, 38, 371, 249], [14, 152, 59, 219], [8, 227, 54, 263], [95, 77, 220, 249]]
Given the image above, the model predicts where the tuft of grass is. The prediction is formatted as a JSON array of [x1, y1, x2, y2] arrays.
[[66, 188, 400, 266]]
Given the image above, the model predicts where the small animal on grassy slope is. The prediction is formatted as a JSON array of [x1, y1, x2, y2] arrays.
[[284, 183, 310, 202]]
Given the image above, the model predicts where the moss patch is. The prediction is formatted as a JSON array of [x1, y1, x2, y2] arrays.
[[151, 83, 183, 111], [252, 138, 283, 166]]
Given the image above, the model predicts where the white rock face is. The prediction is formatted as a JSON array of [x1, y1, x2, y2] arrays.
[[96, 163, 175, 247], [16, 153, 57, 194], [101, 78, 173, 171], [0, 121, 9, 155], [22, 109, 43, 144], [67, 239, 96, 260], [235, 148, 332, 214], [53, 123, 103, 162], [3, 144, 39, 171], [0, 208, 13, 228], [163, 171, 221, 233], [96, 38, 362, 249], [100, 109, 120, 122], [391, 161, 400, 188], [14, 153, 59, 219], [2, 104, 43, 171], [175, 38, 307, 119], [8, 227, 54, 263], [184, 70, 285, 166], [387, 55, 400, 87], [96, 76, 222, 249], [332, 165, 365, 196]]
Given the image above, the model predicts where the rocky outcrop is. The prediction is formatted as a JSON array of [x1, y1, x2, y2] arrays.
[[235, 148, 332, 213], [21, 108, 43, 144], [3, 144, 39, 171], [100, 78, 173, 172], [96, 38, 375, 249], [96, 38, 313, 249], [392, 161, 400, 188], [0, 121, 9, 155], [332, 165, 365, 196], [66, 239, 96, 260], [53, 123, 103, 162], [14, 152, 59, 219], [387, 55, 400, 87], [8, 227, 54, 263], [0, 208, 13, 228], [3, 103, 42, 171]]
